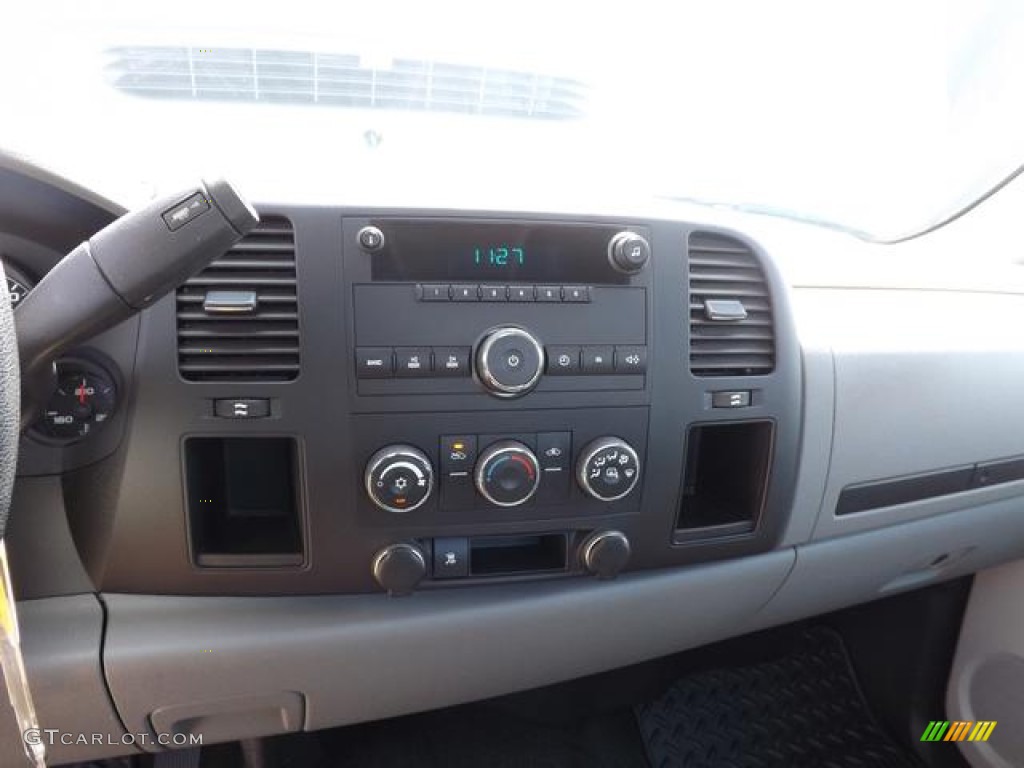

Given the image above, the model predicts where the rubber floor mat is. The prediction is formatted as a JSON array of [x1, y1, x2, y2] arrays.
[[635, 627, 924, 768], [260, 704, 648, 768]]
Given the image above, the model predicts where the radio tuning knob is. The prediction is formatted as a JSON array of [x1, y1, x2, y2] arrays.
[[608, 231, 650, 274], [365, 445, 434, 513], [372, 543, 427, 596], [475, 326, 545, 398], [581, 530, 631, 579]]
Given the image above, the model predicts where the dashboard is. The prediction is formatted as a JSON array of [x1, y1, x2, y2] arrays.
[[5, 153, 1024, 763], [16, 207, 802, 596]]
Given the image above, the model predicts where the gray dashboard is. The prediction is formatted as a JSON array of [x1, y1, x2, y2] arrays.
[[5, 153, 1024, 763]]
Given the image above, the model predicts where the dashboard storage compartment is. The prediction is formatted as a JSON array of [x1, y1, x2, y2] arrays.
[[184, 437, 303, 566], [676, 421, 773, 541], [469, 534, 567, 577]]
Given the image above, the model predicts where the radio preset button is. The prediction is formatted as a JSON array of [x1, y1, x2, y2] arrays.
[[509, 285, 535, 302], [356, 347, 394, 378], [546, 346, 581, 375], [451, 284, 480, 301], [480, 285, 508, 301], [432, 346, 471, 377], [417, 284, 450, 301], [582, 346, 614, 374], [395, 347, 432, 377], [536, 285, 561, 302], [614, 346, 648, 373], [562, 286, 590, 303]]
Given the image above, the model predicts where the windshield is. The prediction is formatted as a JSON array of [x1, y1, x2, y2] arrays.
[[4, 0, 1024, 240]]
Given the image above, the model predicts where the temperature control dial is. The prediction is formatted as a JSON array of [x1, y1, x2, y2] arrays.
[[577, 437, 641, 501], [475, 326, 545, 398], [475, 440, 541, 507], [365, 445, 434, 513]]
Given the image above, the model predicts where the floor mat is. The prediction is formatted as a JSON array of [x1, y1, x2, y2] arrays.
[[261, 703, 649, 768], [635, 627, 924, 768]]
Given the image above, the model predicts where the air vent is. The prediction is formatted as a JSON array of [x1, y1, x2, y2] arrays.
[[688, 232, 775, 376], [106, 46, 587, 120], [177, 216, 299, 382]]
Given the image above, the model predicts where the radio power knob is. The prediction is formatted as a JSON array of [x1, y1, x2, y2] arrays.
[[372, 543, 427, 595], [608, 231, 651, 274], [581, 530, 631, 579], [475, 326, 545, 398]]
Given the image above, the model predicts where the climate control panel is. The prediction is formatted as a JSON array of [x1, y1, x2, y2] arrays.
[[356, 407, 648, 525], [363, 430, 642, 516]]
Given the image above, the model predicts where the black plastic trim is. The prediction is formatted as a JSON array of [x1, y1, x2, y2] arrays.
[[836, 455, 1024, 516]]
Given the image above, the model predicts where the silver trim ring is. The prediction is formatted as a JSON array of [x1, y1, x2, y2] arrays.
[[581, 530, 631, 572], [372, 543, 426, 585], [475, 326, 545, 398], [475, 441, 542, 507], [364, 445, 434, 513], [357, 225, 385, 252], [607, 231, 650, 274], [577, 437, 640, 502]]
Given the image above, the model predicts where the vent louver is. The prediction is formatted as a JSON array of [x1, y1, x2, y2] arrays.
[[176, 216, 299, 382], [688, 232, 775, 376]]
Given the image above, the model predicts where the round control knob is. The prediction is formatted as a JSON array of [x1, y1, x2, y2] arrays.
[[608, 231, 651, 274], [577, 437, 641, 501], [372, 543, 427, 595], [475, 326, 545, 398], [365, 445, 434, 513], [581, 530, 631, 579], [475, 440, 541, 507], [357, 225, 385, 252]]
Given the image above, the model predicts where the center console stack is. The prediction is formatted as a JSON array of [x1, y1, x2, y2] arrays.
[[65, 208, 803, 596]]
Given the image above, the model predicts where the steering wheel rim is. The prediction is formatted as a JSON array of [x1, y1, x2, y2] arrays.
[[0, 262, 20, 539]]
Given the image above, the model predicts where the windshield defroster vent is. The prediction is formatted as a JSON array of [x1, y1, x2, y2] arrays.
[[176, 216, 299, 382], [688, 232, 775, 376], [106, 46, 587, 120]]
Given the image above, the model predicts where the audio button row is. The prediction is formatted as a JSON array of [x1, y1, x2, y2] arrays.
[[356, 347, 472, 379], [546, 346, 647, 375]]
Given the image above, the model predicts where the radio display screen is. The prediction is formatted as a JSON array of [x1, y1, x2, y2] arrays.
[[368, 220, 634, 284]]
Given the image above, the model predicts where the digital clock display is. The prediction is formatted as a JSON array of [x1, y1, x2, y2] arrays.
[[368, 220, 634, 284], [473, 246, 525, 268]]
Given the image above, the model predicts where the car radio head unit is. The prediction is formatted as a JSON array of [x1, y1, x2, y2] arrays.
[[365, 219, 640, 283]]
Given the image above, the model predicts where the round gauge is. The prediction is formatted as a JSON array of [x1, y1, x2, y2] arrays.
[[37, 364, 117, 442], [3, 264, 33, 308]]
